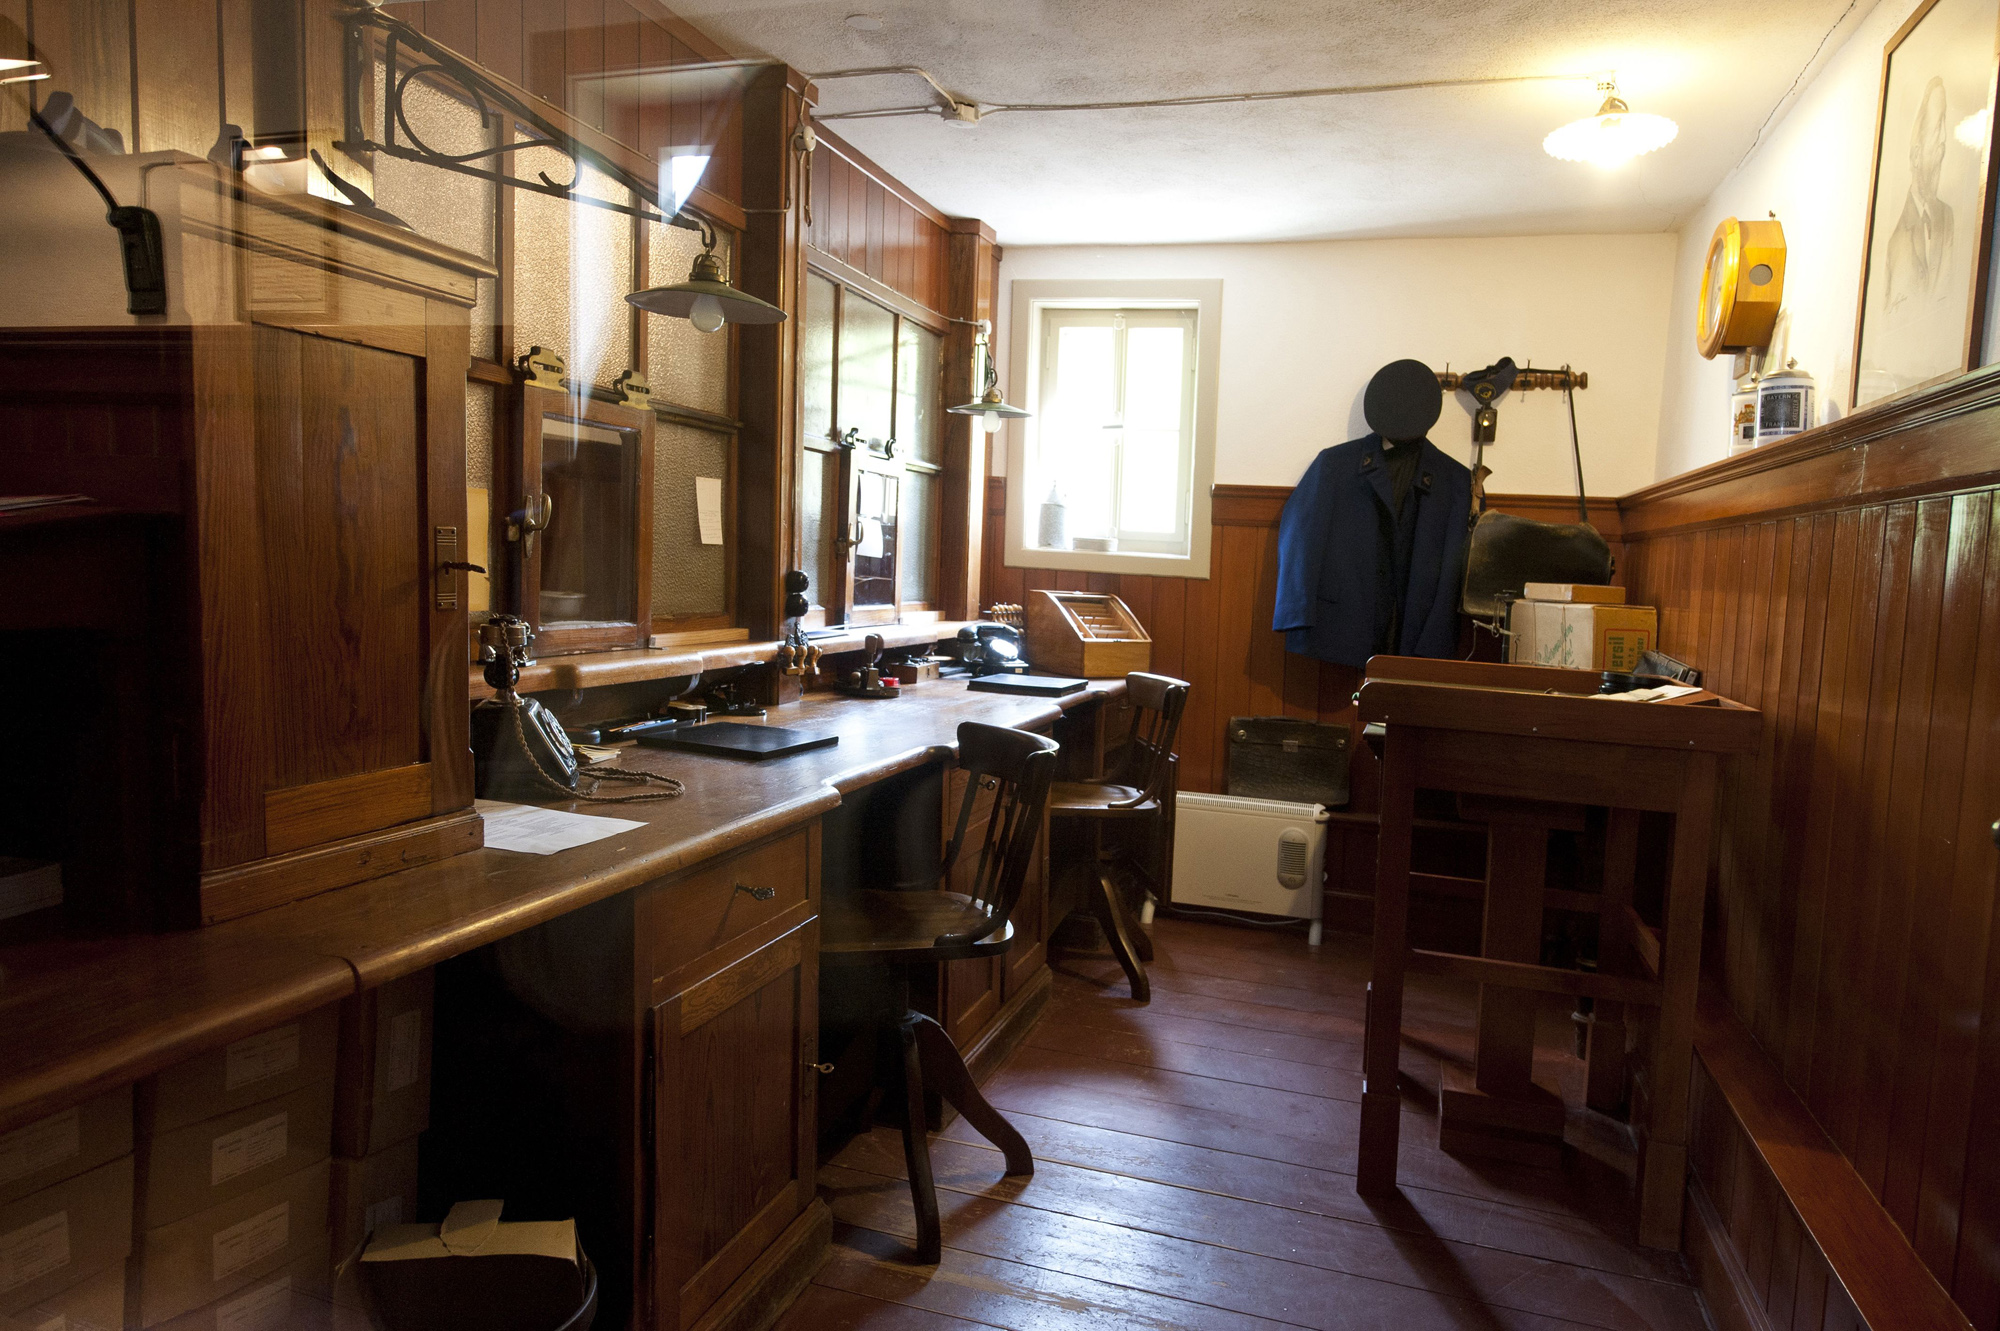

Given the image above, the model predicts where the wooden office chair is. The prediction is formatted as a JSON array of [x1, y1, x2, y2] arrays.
[[1048, 671, 1189, 1003], [820, 721, 1059, 1265]]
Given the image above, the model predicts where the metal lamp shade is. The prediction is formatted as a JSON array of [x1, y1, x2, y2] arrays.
[[625, 249, 787, 325], [947, 390, 1031, 420]]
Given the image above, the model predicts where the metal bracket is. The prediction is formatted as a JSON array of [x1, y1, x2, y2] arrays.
[[336, 5, 753, 231]]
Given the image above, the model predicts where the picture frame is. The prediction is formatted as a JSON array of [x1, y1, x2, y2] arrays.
[[1851, 0, 2000, 409]]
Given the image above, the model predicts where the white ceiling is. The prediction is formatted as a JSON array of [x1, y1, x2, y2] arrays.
[[668, 0, 1872, 246]]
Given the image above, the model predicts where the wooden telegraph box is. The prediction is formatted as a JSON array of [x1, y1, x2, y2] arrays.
[[0, 154, 493, 929], [1025, 590, 1152, 678]]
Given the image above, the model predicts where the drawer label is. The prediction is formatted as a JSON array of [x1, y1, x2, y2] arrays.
[[0, 1110, 80, 1187], [212, 1201, 289, 1283], [0, 1210, 69, 1294], [383, 1009, 423, 1093], [215, 1272, 292, 1331], [211, 1113, 288, 1186], [225, 1025, 301, 1091]]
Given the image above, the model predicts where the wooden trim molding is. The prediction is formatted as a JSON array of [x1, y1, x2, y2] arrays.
[[1206, 484, 1625, 536], [1694, 990, 1973, 1331], [1619, 364, 2000, 538]]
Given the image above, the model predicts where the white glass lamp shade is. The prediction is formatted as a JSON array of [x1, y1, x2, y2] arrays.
[[1544, 95, 1678, 167]]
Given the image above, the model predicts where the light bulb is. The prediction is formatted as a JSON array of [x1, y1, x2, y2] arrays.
[[1544, 94, 1677, 168], [980, 410, 1005, 435], [689, 294, 726, 334]]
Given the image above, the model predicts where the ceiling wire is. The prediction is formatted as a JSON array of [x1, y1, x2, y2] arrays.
[[807, 67, 1607, 122]]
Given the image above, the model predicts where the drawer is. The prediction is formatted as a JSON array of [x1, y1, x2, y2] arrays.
[[648, 830, 812, 987]]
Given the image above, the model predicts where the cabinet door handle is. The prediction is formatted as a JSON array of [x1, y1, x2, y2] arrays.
[[810, 1062, 835, 1074], [734, 883, 776, 901]]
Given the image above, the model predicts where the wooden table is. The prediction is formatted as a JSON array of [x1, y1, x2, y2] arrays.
[[1353, 657, 1759, 1249]]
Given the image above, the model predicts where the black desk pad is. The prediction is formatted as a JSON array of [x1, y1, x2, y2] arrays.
[[636, 721, 838, 759], [967, 674, 1088, 698]]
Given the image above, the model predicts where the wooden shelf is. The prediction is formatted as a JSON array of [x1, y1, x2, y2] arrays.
[[473, 621, 975, 697]]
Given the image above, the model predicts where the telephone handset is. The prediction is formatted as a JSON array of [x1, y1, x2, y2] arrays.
[[470, 616, 684, 805]]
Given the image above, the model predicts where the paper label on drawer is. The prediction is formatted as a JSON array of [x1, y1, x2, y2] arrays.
[[0, 1210, 69, 1294], [211, 1113, 288, 1186], [363, 1196, 404, 1236], [383, 1009, 423, 1093], [212, 1202, 288, 1283], [215, 1273, 291, 1331], [0, 1109, 79, 1187], [224, 1025, 301, 1091]]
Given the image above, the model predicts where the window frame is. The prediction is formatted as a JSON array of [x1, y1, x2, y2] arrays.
[[798, 259, 949, 627], [1005, 278, 1222, 580]]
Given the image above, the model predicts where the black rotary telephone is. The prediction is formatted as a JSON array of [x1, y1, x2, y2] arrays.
[[470, 616, 684, 805]]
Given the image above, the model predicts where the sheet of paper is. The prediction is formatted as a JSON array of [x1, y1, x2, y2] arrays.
[[695, 476, 724, 545], [475, 800, 647, 855], [1591, 683, 1703, 703]]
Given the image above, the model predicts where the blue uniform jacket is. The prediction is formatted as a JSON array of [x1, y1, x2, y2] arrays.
[[1272, 434, 1472, 668]]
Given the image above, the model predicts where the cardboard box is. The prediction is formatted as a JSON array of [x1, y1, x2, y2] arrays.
[[361, 1201, 583, 1331], [135, 1082, 334, 1229], [0, 1089, 133, 1209], [0, 1156, 133, 1316], [1508, 601, 1657, 672], [7, 1259, 123, 1331], [128, 1157, 330, 1328], [140, 1007, 339, 1138], [152, 1243, 331, 1331], [329, 1138, 420, 1267], [333, 972, 433, 1159], [1519, 582, 1626, 604], [1, 1258, 125, 1331]]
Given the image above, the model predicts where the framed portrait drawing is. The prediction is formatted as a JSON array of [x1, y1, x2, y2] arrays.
[[1852, 0, 2000, 409]]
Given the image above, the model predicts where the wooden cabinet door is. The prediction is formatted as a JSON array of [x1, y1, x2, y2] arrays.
[[652, 921, 817, 1330], [198, 319, 477, 923]]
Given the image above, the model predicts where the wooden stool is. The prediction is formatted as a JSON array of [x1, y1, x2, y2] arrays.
[[819, 722, 1058, 1265], [1048, 672, 1189, 1004]]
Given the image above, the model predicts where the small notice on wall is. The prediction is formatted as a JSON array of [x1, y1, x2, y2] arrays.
[[695, 477, 723, 545]]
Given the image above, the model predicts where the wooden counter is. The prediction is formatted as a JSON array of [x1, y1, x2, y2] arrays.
[[0, 679, 1120, 1135]]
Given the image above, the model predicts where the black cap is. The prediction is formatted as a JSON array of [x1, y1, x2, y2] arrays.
[[1363, 359, 1442, 443]]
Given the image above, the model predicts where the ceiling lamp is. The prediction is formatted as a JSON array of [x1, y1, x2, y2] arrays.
[[946, 320, 1031, 434], [1544, 79, 1677, 167], [625, 217, 786, 333]]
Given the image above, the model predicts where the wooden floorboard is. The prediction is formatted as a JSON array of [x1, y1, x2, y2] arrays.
[[775, 919, 1709, 1331]]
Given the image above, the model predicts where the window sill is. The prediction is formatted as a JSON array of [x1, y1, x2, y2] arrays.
[[1006, 544, 1207, 580]]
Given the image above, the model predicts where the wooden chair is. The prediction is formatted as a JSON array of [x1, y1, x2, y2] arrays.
[[820, 721, 1059, 1265], [1048, 672, 1189, 1003]]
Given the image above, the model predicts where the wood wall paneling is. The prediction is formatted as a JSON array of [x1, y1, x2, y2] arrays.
[[1619, 379, 2000, 1331]]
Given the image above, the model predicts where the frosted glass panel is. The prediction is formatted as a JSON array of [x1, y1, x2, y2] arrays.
[[515, 148, 633, 388], [902, 471, 936, 604], [803, 273, 837, 447], [839, 295, 895, 448], [800, 448, 837, 613], [644, 220, 730, 414], [466, 381, 494, 488], [897, 321, 941, 464], [652, 422, 729, 618], [372, 61, 498, 359]]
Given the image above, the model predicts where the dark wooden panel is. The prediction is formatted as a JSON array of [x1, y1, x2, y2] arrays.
[[476, 0, 526, 87], [131, 0, 217, 155], [253, 326, 425, 790]]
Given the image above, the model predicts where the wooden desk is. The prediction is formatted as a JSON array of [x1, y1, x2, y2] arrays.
[[0, 679, 1118, 1331], [1353, 656, 1758, 1249]]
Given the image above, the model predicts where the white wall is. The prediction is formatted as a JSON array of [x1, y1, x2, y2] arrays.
[[996, 234, 1678, 497], [1654, 1, 1900, 478]]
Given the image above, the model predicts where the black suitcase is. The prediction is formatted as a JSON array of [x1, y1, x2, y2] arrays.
[[1224, 717, 1351, 807]]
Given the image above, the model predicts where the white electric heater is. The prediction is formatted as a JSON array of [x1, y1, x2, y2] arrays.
[[1170, 793, 1328, 944]]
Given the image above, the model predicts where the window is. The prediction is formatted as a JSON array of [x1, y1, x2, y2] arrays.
[[797, 271, 945, 625], [1034, 308, 1197, 554], [1006, 280, 1221, 578]]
